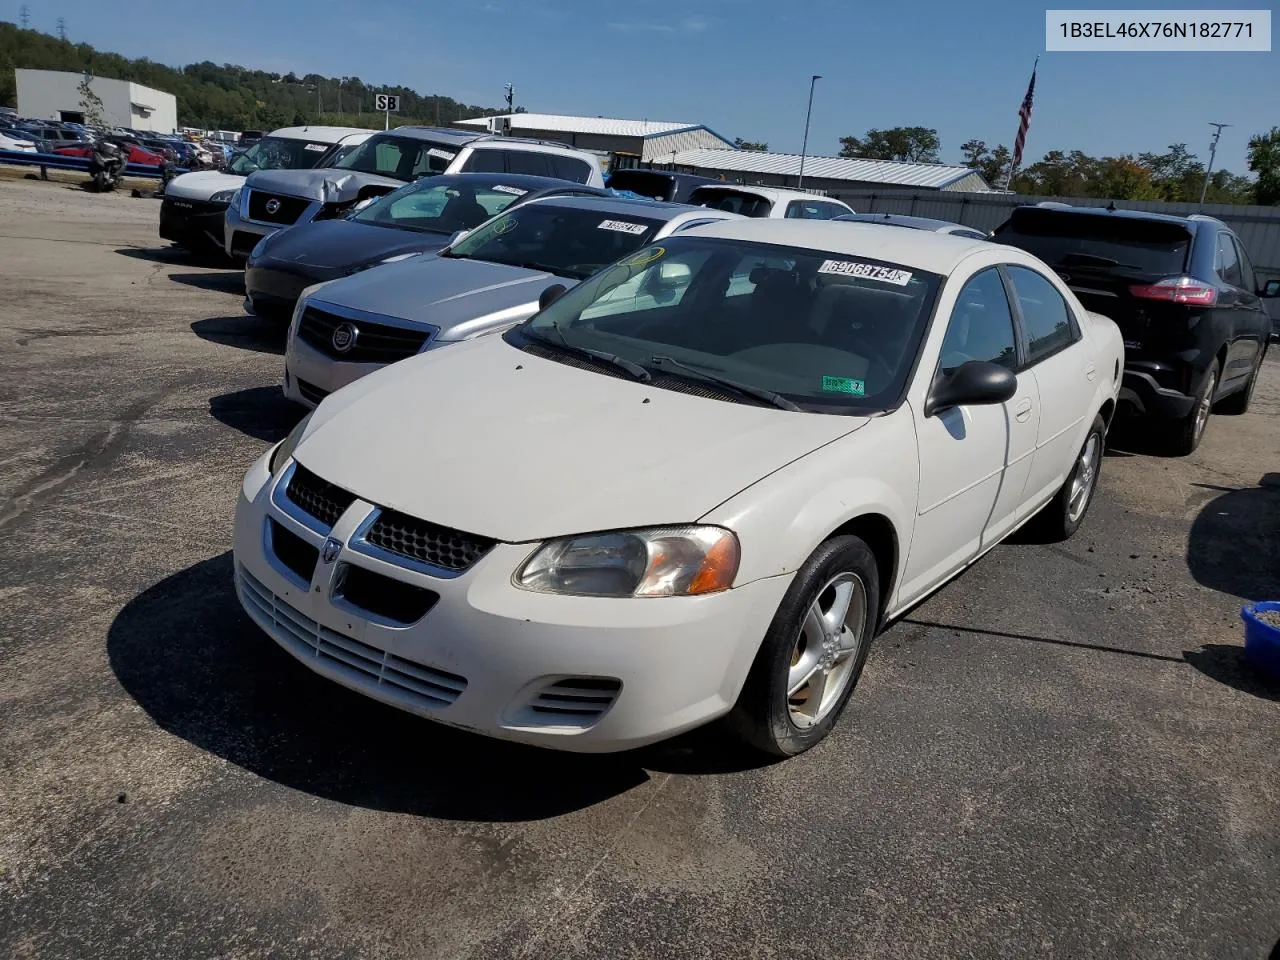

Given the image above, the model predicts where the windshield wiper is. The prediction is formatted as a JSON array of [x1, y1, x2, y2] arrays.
[[649, 356, 800, 411], [1057, 252, 1145, 271], [522, 325, 651, 382]]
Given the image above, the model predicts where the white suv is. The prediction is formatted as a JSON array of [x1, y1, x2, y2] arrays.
[[224, 127, 606, 259], [689, 184, 854, 220]]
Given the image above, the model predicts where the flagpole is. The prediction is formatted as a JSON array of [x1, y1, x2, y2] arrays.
[[1003, 56, 1038, 192]]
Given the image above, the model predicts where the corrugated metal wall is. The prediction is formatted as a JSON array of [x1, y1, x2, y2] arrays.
[[827, 188, 1280, 277], [642, 129, 740, 162]]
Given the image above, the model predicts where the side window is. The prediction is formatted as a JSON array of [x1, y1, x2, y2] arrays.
[[549, 155, 593, 183], [506, 150, 551, 177], [460, 148, 506, 174], [814, 201, 848, 219], [1230, 235, 1255, 291], [939, 268, 1018, 374], [1216, 232, 1243, 287], [953, 229, 988, 240], [1007, 266, 1079, 364]]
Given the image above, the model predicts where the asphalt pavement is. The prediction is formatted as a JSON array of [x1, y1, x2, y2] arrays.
[[1, 177, 1277, 960]]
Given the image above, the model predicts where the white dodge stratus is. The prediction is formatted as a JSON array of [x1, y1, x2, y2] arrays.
[[233, 219, 1123, 757]]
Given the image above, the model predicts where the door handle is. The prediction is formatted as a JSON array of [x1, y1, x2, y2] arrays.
[[1014, 398, 1033, 422], [1084, 363, 1097, 382]]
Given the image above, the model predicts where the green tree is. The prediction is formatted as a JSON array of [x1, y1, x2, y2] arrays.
[[1138, 143, 1204, 201], [733, 137, 768, 152], [839, 126, 941, 163], [76, 71, 107, 126], [1247, 127, 1280, 205], [960, 139, 1011, 186]]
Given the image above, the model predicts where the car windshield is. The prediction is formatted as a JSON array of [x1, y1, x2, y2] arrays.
[[332, 135, 458, 182], [228, 136, 338, 175], [353, 177, 534, 235], [520, 236, 942, 412], [445, 204, 664, 279], [992, 209, 1191, 276]]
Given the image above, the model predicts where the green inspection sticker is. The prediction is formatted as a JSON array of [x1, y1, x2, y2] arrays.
[[822, 376, 865, 396]]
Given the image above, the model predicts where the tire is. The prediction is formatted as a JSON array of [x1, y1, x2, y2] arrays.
[[1215, 347, 1266, 415], [1031, 414, 1106, 542], [729, 535, 880, 758], [1167, 362, 1217, 456]]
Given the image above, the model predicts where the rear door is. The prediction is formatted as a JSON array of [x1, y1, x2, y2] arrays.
[[1215, 232, 1265, 386]]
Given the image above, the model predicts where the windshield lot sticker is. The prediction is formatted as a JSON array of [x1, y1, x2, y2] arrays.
[[491, 185, 528, 196], [303, 143, 328, 152], [599, 219, 649, 235], [817, 260, 912, 286], [492, 216, 519, 235], [427, 148, 457, 161], [620, 246, 665, 268], [822, 376, 865, 396]]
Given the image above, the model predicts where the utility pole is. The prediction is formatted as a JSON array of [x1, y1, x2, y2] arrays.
[[19, 5, 30, 29], [56, 17, 67, 41], [797, 74, 822, 189], [504, 83, 514, 113], [1199, 122, 1231, 208]]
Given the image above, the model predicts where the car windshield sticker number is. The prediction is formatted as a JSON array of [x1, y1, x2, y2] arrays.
[[303, 143, 328, 152], [620, 246, 665, 268], [427, 148, 456, 161], [492, 216, 519, 235], [598, 219, 648, 235], [491, 185, 528, 196], [817, 260, 913, 286], [822, 376, 866, 396]]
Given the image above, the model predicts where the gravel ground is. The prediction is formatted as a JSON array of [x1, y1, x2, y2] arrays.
[[1, 177, 1277, 960]]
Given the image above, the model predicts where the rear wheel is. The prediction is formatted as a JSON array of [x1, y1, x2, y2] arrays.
[[729, 536, 880, 757], [1031, 414, 1105, 541], [1167, 363, 1217, 455], [1215, 347, 1266, 415]]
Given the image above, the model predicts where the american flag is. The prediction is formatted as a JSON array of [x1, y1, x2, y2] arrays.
[[1011, 62, 1037, 171]]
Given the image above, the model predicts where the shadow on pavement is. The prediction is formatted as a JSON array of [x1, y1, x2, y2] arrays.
[[1183, 644, 1280, 703], [169, 271, 244, 295], [208, 386, 303, 444], [116, 246, 232, 268], [107, 553, 655, 821], [191, 316, 284, 355], [1186, 473, 1280, 602]]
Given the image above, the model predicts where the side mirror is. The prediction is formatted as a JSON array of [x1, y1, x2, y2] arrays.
[[448, 229, 470, 246], [1261, 279, 1280, 298], [538, 283, 568, 311], [924, 361, 1017, 417]]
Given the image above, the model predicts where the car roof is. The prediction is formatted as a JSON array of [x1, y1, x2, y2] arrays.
[[689, 184, 847, 204], [836, 213, 973, 233], [427, 172, 603, 193], [676, 218, 990, 273], [519, 194, 711, 220], [269, 125, 377, 142]]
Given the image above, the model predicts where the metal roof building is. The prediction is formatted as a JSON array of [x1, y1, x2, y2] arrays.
[[670, 148, 992, 193], [454, 113, 735, 162]]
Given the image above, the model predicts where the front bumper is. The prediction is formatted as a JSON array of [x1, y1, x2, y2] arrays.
[[246, 259, 335, 323], [283, 330, 392, 408], [232, 452, 790, 752], [159, 197, 229, 253]]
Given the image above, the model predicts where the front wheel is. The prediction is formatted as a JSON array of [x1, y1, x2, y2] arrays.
[[729, 535, 880, 757]]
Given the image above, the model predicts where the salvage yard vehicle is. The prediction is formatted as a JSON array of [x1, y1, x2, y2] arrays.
[[225, 127, 607, 260], [992, 204, 1274, 453], [281, 196, 740, 407], [244, 173, 607, 320], [235, 219, 1123, 756], [0, 129, 38, 152], [605, 168, 722, 202], [690, 184, 854, 220], [160, 126, 374, 256], [836, 212, 988, 240]]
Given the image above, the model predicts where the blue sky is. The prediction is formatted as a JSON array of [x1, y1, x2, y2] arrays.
[[9, 0, 1276, 172]]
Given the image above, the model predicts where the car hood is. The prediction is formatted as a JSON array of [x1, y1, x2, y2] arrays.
[[165, 170, 245, 200], [309, 255, 570, 338], [245, 167, 404, 202], [259, 218, 451, 271], [294, 336, 865, 542]]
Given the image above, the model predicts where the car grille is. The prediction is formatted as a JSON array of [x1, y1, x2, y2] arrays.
[[335, 562, 439, 625], [286, 463, 356, 529], [162, 195, 227, 216], [365, 509, 495, 573], [268, 518, 319, 583], [246, 189, 310, 225], [297, 305, 432, 364], [295, 377, 330, 406], [237, 565, 467, 709]]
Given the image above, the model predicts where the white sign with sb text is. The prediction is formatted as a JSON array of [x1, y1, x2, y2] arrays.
[[374, 94, 401, 112], [1047, 9, 1271, 50]]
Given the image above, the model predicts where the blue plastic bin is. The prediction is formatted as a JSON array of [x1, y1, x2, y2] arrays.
[[1241, 601, 1280, 678]]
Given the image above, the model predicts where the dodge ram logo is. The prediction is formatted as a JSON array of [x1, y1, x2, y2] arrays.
[[321, 538, 342, 564], [265, 198, 281, 215], [331, 322, 358, 353]]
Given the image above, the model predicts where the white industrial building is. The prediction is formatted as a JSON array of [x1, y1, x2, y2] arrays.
[[670, 148, 992, 193], [454, 113, 735, 163], [15, 69, 177, 133]]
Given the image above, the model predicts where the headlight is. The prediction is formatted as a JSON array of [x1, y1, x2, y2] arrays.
[[209, 189, 236, 204], [379, 252, 422, 265], [268, 412, 314, 475], [515, 526, 739, 598]]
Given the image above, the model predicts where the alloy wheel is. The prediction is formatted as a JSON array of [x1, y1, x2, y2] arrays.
[[1067, 433, 1102, 524], [787, 572, 868, 728]]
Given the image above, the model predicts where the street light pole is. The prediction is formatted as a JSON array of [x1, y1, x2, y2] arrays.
[[1199, 122, 1230, 208], [798, 74, 822, 189]]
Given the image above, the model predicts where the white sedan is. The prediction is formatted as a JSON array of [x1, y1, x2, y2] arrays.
[[0, 130, 39, 152], [233, 219, 1123, 757]]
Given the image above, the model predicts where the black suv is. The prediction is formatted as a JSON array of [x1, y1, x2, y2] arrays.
[[992, 204, 1275, 453]]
